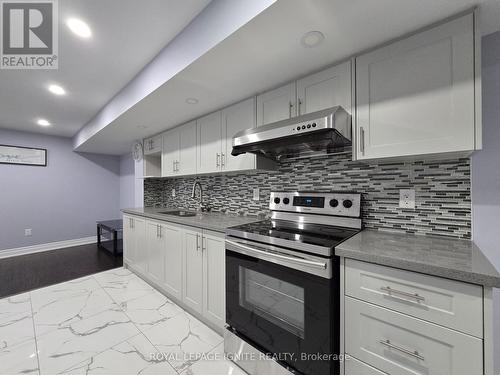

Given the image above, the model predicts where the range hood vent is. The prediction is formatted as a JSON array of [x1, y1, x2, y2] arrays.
[[231, 106, 351, 160]]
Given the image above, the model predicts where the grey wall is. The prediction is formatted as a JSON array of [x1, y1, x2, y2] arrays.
[[472, 31, 500, 375], [0, 129, 121, 250], [119, 153, 135, 214]]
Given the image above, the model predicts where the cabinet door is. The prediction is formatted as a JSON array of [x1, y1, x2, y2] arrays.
[[178, 121, 197, 175], [163, 223, 183, 301], [202, 231, 226, 328], [355, 14, 475, 160], [222, 98, 256, 172], [297, 61, 351, 115], [132, 217, 147, 275], [182, 227, 204, 313], [144, 135, 162, 155], [257, 82, 296, 126], [197, 111, 222, 174], [123, 215, 135, 266], [146, 221, 165, 286], [162, 129, 179, 177]]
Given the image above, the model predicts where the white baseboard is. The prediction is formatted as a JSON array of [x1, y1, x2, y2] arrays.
[[0, 236, 97, 259]]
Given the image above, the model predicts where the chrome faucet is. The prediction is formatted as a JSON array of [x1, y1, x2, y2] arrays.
[[191, 180, 206, 212]]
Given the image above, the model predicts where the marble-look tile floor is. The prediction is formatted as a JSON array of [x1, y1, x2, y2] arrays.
[[0, 267, 247, 375]]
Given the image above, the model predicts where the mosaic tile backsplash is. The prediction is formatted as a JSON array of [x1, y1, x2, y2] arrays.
[[144, 153, 471, 239]]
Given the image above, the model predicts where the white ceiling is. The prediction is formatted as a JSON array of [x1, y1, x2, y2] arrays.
[[75, 0, 500, 155], [0, 0, 211, 137]]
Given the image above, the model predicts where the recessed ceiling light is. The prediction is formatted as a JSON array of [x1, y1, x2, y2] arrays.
[[37, 119, 51, 127], [300, 31, 325, 48], [48, 84, 66, 96], [185, 98, 199, 105], [66, 18, 92, 38]]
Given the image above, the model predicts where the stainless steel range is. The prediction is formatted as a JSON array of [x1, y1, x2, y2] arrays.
[[224, 191, 362, 375]]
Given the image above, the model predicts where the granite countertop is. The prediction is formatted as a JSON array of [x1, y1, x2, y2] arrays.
[[336, 229, 500, 288], [121, 207, 262, 233]]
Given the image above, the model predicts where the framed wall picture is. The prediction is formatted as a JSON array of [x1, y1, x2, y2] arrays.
[[0, 145, 47, 166]]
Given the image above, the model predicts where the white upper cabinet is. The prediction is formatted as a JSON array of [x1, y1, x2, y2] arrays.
[[257, 82, 296, 126], [355, 14, 478, 160], [178, 121, 197, 175], [222, 98, 257, 172], [161, 128, 180, 177], [297, 61, 352, 115], [197, 111, 223, 174], [144, 135, 162, 155]]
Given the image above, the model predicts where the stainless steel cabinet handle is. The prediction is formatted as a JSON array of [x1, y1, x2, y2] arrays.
[[298, 98, 302, 116], [196, 234, 199, 252], [202, 236, 206, 252], [380, 286, 425, 302], [360, 126, 365, 155], [289, 101, 294, 118], [379, 340, 424, 361], [216, 153, 220, 168], [221, 153, 225, 168], [158, 225, 162, 238], [226, 240, 327, 269]]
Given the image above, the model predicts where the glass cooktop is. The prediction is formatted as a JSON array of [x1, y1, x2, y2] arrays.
[[226, 219, 359, 255]]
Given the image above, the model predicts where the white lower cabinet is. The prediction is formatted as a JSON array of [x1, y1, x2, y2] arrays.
[[123, 215, 146, 275], [202, 231, 226, 328], [162, 223, 183, 300], [124, 215, 226, 331], [182, 227, 204, 313], [345, 357, 387, 375], [345, 297, 482, 375]]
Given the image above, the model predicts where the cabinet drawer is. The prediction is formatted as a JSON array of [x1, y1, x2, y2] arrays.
[[345, 259, 483, 337], [345, 297, 483, 375], [346, 357, 387, 375]]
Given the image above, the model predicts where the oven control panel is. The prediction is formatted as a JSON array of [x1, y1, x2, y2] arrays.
[[269, 191, 361, 218]]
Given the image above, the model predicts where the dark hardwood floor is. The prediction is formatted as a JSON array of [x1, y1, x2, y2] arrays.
[[0, 243, 122, 298]]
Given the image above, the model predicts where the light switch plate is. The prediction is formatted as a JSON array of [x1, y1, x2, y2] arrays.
[[399, 189, 415, 209], [171, 189, 176, 197], [253, 188, 260, 201]]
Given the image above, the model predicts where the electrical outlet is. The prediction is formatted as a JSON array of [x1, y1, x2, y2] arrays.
[[253, 188, 260, 201], [25, 229, 32, 236], [171, 188, 176, 197], [399, 189, 415, 209]]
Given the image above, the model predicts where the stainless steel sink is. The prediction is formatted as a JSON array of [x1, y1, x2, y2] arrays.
[[159, 210, 198, 217]]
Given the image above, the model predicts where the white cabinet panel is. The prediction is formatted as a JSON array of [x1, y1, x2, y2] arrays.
[[222, 98, 256, 172], [345, 297, 482, 375], [132, 217, 146, 275], [144, 135, 162, 155], [123, 215, 135, 266], [345, 357, 387, 375], [162, 129, 179, 177], [355, 14, 476, 160], [345, 259, 483, 338], [178, 121, 197, 175], [182, 227, 204, 313], [146, 221, 165, 285], [297, 61, 351, 115], [163, 223, 183, 300], [202, 231, 226, 328], [197, 111, 222, 174], [257, 82, 296, 126]]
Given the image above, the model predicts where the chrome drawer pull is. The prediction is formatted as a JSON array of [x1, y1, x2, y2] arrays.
[[379, 339, 424, 361], [380, 286, 425, 302]]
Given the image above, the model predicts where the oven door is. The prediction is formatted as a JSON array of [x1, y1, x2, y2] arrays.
[[226, 238, 340, 375]]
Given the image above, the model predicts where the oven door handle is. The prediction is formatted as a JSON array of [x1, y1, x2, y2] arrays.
[[226, 240, 327, 270]]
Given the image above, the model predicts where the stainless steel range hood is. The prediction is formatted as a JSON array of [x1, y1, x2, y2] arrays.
[[231, 106, 351, 160]]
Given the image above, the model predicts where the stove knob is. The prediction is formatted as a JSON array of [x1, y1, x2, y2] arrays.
[[343, 199, 353, 208], [283, 197, 290, 205], [274, 197, 281, 204], [329, 199, 339, 208]]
